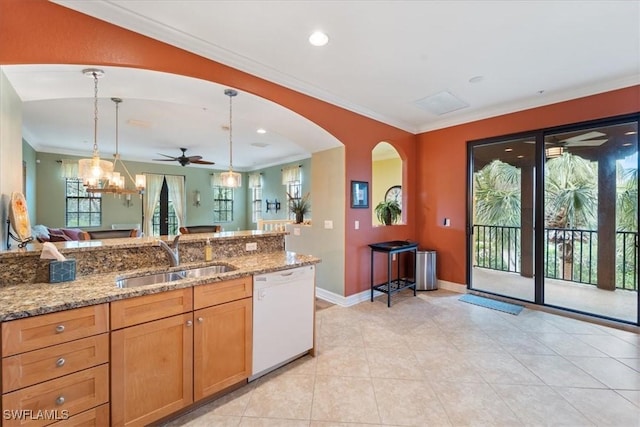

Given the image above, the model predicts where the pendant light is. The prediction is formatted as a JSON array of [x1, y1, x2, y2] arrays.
[[77, 68, 114, 189], [105, 98, 146, 195], [220, 88, 241, 188]]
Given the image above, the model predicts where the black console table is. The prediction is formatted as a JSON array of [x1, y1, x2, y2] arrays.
[[369, 240, 418, 307]]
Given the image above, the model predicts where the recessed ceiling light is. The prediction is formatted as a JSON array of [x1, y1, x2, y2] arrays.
[[251, 142, 269, 148], [309, 31, 329, 47], [624, 131, 637, 135], [257, 128, 267, 134], [469, 75, 484, 84], [517, 155, 524, 159], [504, 148, 513, 152]]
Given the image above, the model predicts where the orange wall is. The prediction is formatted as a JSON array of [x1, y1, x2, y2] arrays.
[[417, 86, 640, 285], [0, 0, 417, 297]]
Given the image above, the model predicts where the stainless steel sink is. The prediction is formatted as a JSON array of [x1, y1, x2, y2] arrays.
[[181, 264, 235, 278], [116, 264, 236, 288], [115, 272, 186, 288]]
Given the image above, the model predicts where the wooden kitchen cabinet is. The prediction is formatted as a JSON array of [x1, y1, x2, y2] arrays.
[[1, 304, 109, 427], [194, 297, 252, 400], [111, 312, 193, 427]]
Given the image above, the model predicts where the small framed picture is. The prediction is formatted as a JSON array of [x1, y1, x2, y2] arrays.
[[351, 180, 369, 208]]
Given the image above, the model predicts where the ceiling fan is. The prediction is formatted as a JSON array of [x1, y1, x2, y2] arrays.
[[153, 148, 215, 167]]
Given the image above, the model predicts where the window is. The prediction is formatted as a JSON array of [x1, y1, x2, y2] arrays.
[[65, 178, 101, 227], [286, 180, 301, 219], [213, 186, 234, 222], [252, 186, 262, 223]]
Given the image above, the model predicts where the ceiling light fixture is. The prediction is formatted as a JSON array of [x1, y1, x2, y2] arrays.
[[624, 131, 637, 135], [504, 148, 513, 152], [77, 68, 114, 189], [309, 31, 329, 46], [83, 97, 146, 195], [469, 75, 484, 83], [220, 89, 241, 188], [257, 128, 267, 134], [545, 146, 564, 158]]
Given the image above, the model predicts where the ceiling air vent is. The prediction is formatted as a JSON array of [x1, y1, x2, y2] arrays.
[[414, 90, 469, 116]]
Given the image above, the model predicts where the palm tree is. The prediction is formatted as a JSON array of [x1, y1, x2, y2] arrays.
[[544, 153, 597, 280], [474, 160, 521, 270]]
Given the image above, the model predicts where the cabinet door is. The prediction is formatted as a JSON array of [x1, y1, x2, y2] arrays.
[[111, 313, 193, 427], [194, 298, 252, 400]]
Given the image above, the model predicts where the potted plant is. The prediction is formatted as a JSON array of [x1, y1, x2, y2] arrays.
[[375, 200, 401, 225], [287, 192, 310, 224]]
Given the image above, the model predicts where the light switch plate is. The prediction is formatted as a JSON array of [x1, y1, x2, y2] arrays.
[[293, 227, 301, 236], [245, 242, 257, 251], [324, 220, 333, 229], [355, 220, 360, 230]]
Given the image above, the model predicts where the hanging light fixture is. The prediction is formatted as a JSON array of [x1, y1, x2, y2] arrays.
[[220, 88, 242, 188], [81, 96, 146, 195], [78, 68, 114, 189]]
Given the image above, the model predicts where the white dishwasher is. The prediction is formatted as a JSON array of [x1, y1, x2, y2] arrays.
[[251, 265, 315, 380]]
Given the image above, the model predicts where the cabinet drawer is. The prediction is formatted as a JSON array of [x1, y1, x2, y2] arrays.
[[2, 364, 109, 427], [3, 334, 109, 392], [50, 403, 109, 427], [2, 305, 109, 357], [194, 276, 252, 309], [111, 288, 193, 329]]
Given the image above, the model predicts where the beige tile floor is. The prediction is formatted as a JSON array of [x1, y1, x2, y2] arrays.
[[163, 290, 640, 426]]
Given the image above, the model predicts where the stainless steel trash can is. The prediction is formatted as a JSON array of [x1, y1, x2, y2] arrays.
[[416, 250, 437, 290]]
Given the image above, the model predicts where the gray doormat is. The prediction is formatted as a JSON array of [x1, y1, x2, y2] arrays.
[[459, 294, 524, 315]]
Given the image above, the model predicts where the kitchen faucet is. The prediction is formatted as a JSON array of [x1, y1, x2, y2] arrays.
[[158, 235, 180, 267]]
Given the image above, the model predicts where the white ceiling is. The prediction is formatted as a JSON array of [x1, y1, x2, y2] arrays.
[[5, 0, 640, 169]]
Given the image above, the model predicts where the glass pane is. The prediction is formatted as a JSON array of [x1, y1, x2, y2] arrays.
[[544, 121, 638, 322], [470, 137, 535, 302]]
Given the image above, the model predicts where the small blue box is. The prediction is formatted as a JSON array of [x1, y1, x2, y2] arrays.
[[49, 259, 76, 283]]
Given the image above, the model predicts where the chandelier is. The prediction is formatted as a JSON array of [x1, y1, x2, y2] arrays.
[[220, 88, 242, 188], [77, 68, 114, 189], [78, 69, 145, 195], [89, 98, 146, 195]]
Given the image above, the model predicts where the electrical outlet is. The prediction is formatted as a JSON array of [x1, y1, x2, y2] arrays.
[[245, 242, 257, 251], [324, 220, 333, 229], [293, 227, 301, 236]]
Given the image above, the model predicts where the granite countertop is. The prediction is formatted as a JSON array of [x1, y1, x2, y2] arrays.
[[0, 230, 286, 259], [0, 251, 319, 322]]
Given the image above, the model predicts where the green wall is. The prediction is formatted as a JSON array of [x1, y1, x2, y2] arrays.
[[21, 139, 37, 225], [34, 151, 249, 231], [32, 151, 316, 233], [245, 157, 312, 227]]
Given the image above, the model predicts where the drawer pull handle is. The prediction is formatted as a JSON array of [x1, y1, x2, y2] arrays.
[[197, 317, 204, 323], [186, 320, 193, 327], [55, 325, 65, 333], [55, 396, 65, 405], [56, 357, 65, 367]]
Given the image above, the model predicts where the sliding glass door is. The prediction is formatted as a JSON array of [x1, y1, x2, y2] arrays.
[[469, 136, 537, 302], [543, 120, 638, 323], [468, 115, 639, 324]]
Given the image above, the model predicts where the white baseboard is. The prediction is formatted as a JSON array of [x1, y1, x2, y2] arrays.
[[316, 287, 383, 307], [317, 280, 466, 307]]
